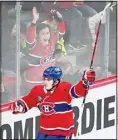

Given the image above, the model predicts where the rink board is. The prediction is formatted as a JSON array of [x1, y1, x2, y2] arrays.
[[0, 76, 116, 139]]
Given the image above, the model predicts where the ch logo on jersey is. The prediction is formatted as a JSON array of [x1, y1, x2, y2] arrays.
[[40, 54, 55, 66], [40, 102, 55, 116]]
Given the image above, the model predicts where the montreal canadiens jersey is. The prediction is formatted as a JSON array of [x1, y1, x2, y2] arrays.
[[24, 21, 66, 86], [24, 25, 57, 85], [18, 81, 86, 136]]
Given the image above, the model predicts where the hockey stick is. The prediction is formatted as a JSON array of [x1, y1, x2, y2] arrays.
[[82, 2, 113, 105]]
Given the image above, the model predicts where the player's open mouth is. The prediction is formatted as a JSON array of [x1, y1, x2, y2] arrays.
[[43, 39, 48, 43]]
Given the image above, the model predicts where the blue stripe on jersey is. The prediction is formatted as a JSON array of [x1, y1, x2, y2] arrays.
[[70, 86, 80, 98], [26, 40, 36, 48], [37, 103, 72, 113], [54, 103, 72, 112]]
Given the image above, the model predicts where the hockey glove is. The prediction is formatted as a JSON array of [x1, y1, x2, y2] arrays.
[[10, 101, 26, 114], [82, 69, 96, 88]]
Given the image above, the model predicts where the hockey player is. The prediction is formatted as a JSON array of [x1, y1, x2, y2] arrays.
[[10, 66, 96, 139]]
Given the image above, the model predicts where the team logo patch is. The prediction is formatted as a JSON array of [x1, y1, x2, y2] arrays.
[[40, 102, 55, 116], [40, 54, 55, 66], [38, 96, 42, 101]]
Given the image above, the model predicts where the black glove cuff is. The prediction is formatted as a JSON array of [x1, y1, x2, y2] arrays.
[[82, 78, 92, 88]]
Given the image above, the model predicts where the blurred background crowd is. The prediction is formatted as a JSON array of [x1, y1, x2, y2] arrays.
[[1, 1, 117, 104]]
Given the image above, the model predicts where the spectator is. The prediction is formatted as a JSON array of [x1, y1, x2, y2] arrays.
[[41, 1, 87, 51], [41, 10, 67, 56], [11, 22, 29, 56], [9, 22, 29, 74], [2, 21, 29, 73], [23, 7, 66, 90]]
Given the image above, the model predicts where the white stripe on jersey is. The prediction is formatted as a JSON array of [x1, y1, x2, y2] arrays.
[[55, 102, 71, 105], [20, 99, 29, 110], [40, 125, 74, 131], [55, 110, 72, 114]]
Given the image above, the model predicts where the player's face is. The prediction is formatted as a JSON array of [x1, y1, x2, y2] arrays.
[[43, 78, 54, 90], [39, 27, 51, 45]]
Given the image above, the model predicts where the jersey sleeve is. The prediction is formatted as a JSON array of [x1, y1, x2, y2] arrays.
[[56, 20, 66, 35], [69, 80, 86, 99], [26, 23, 36, 49], [18, 86, 40, 112]]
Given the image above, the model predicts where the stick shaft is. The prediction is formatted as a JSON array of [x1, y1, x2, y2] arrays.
[[82, 2, 112, 105]]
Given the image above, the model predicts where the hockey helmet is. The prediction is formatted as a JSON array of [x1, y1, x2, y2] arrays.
[[43, 66, 63, 81]]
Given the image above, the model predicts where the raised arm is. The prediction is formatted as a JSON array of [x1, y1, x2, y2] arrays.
[[69, 69, 96, 99], [51, 9, 66, 56], [26, 7, 39, 49]]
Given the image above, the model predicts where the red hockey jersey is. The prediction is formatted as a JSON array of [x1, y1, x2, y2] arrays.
[[24, 21, 65, 88], [24, 25, 56, 85], [18, 80, 86, 136]]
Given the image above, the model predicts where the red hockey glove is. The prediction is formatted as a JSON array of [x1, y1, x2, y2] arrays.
[[10, 101, 25, 114], [82, 68, 96, 88]]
